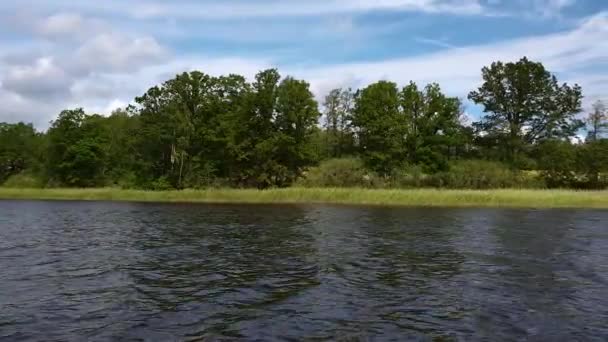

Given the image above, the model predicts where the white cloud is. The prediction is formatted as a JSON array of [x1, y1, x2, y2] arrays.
[[36, 13, 84, 37], [532, 0, 576, 18], [292, 12, 608, 100], [1, 3, 606, 130], [2, 57, 72, 99], [0, 0, 487, 20], [73, 34, 167, 74], [0, 87, 63, 127], [89, 0, 489, 19]]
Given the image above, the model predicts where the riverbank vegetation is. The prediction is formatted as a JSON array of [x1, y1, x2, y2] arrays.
[[1, 188, 608, 209], [1, 57, 607, 192]]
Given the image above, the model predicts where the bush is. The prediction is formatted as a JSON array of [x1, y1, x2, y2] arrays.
[[298, 158, 381, 188], [536, 140, 578, 188], [431, 160, 542, 189], [150, 176, 173, 190], [1, 173, 45, 188], [388, 165, 428, 188]]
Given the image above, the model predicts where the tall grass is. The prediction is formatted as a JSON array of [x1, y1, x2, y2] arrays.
[[1, 187, 607, 208]]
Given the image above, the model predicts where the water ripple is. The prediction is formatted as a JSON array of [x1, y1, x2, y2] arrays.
[[1, 201, 607, 341]]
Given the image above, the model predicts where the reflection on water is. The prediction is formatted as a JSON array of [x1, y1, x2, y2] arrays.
[[1, 200, 607, 340]]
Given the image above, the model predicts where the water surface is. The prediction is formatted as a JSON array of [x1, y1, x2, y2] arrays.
[[1, 200, 607, 341]]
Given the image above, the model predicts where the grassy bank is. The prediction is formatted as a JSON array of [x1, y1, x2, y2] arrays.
[[1, 187, 608, 208]]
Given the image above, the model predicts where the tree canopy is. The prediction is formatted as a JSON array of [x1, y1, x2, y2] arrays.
[[468, 57, 583, 163], [1, 57, 606, 190]]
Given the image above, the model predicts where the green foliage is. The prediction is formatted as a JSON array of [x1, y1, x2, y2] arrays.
[[323, 88, 355, 158], [1, 58, 605, 192], [388, 165, 427, 188], [536, 140, 578, 188], [4, 188, 608, 209], [150, 176, 173, 191], [353, 81, 405, 175], [46, 110, 110, 187], [274, 77, 321, 185], [353, 80, 466, 175], [576, 139, 608, 189], [0, 123, 43, 184], [469, 57, 583, 163], [433, 160, 540, 189], [586, 100, 607, 142], [1, 173, 44, 188], [298, 158, 379, 188], [400, 82, 464, 172]]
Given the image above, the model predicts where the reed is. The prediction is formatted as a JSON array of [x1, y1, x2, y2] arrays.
[[1, 187, 608, 208]]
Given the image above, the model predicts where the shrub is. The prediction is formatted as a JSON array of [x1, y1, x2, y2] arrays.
[[432, 160, 541, 189], [536, 140, 578, 188], [388, 165, 428, 188], [1, 173, 45, 188], [298, 158, 381, 188], [150, 176, 173, 190]]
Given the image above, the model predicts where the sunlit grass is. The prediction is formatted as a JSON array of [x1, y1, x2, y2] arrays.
[[1, 187, 608, 208]]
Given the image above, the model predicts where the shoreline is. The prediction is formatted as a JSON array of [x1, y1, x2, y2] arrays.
[[1, 188, 608, 209]]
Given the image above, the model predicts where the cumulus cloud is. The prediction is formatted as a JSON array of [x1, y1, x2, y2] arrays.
[[2, 57, 72, 99], [293, 12, 608, 101], [0, 0, 487, 20], [0, 1, 605, 130], [72, 34, 167, 74], [36, 13, 85, 37]]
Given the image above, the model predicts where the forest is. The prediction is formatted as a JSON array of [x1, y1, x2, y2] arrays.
[[1, 57, 607, 190]]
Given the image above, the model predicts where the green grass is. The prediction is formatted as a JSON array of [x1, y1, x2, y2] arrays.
[[1, 187, 608, 208]]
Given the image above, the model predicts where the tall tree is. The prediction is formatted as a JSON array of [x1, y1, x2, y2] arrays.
[[401, 82, 463, 171], [323, 88, 355, 158], [352, 81, 405, 174], [0, 123, 42, 183], [230, 69, 282, 188], [133, 71, 226, 188], [274, 77, 321, 185], [468, 57, 583, 164], [586, 100, 607, 142], [47, 109, 108, 187]]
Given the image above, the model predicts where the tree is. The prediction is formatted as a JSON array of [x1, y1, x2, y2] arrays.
[[229, 69, 282, 188], [536, 140, 578, 188], [352, 81, 405, 174], [103, 109, 140, 186], [468, 57, 583, 164], [400, 82, 463, 172], [46, 109, 109, 187], [274, 77, 321, 184], [0, 123, 42, 183], [586, 100, 607, 142], [578, 139, 608, 188], [133, 71, 235, 188], [323, 88, 355, 158]]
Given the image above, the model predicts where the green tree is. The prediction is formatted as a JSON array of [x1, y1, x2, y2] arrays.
[[230, 69, 282, 188], [352, 81, 405, 175], [103, 109, 140, 187], [323, 88, 355, 158], [578, 139, 608, 188], [46, 109, 108, 187], [274, 77, 321, 185], [0, 123, 42, 184], [468, 57, 583, 164], [133, 71, 233, 188], [400, 82, 463, 172], [586, 100, 607, 142], [536, 140, 578, 188]]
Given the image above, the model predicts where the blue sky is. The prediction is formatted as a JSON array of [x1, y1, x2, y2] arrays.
[[0, 0, 606, 128]]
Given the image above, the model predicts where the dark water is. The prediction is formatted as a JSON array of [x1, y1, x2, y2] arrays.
[[1, 201, 607, 341]]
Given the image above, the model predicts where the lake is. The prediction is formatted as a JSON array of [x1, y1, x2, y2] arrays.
[[1, 200, 607, 341]]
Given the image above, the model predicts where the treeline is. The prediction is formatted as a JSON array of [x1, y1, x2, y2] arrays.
[[1, 57, 607, 190]]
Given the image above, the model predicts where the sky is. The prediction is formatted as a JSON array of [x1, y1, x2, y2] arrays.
[[0, 0, 606, 129]]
